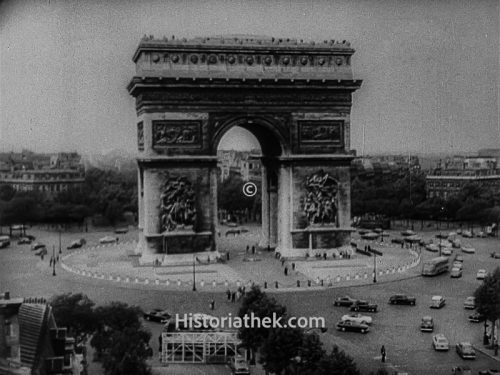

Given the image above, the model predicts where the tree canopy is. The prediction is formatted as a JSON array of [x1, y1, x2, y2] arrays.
[[474, 267, 500, 340]]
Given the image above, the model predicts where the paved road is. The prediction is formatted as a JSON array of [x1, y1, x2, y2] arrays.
[[1, 226, 500, 374]]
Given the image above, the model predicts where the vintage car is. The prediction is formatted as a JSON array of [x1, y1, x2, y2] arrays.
[[336, 320, 369, 334], [389, 294, 416, 305], [432, 333, 449, 351], [341, 313, 373, 325], [420, 316, 434, 332], [456, 342, 476, 359]]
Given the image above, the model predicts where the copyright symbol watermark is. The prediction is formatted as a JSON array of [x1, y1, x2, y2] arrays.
[[242, 182, 257, 197]]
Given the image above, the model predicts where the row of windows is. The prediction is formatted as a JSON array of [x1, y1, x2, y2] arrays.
[[1, 173, 83, 180], [11, 184, 83, 193]]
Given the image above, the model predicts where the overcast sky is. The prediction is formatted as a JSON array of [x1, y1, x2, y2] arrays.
[[0, 0, 498, 155]]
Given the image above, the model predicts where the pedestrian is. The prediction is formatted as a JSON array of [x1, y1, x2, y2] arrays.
[[226, 289, 231, 300], [231, 292, 236, 303], [246, 245, 249, 254], [41, 253, 44, 261], [323, 252, 327, 260], [284, 266, 288, 276], [49, 257, 53, 267], [209, 299, 215, 310], [494, 338, 498, 356], [381, 345, 386, 363], [226, 252, 230, 261], [252, 246, 255, 255], [292, 262, 295, 270], [401, 242, 404, 248], [56, 255, 59, 263], [281, 259, 285, 266], [236, 290, 241, 301]]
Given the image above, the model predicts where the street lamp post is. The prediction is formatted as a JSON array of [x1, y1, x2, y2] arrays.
[[192, 254, 196, 292], [58, 229, 62, 255], [373, 252, 377, 283], [52, 245, 56, 276]]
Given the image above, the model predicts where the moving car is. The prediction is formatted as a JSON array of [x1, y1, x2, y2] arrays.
[[452, 239, 461, 248], [67, 238, 86, 249], [401, 230, 416, 236], [114, 227, 129, 234], [389, 294, 416, 305], [452, 261, 463, 271], [441, 248, 452, 256], [452, 366, 472, 375], [341, 313, 372, 325], [334, 296, 360, 307], [420, 316, 434, 332], [430, 295, 446, 309], [229, 355, 250, 375], [477, 269, 488, 280], [450, 267, 462, 278], [34, 247, 47, 256], [391, 237, 405, 244], [350, 301, 378, 313], [17, 237, 32, 245], [461, 245, 475, 254], [425, 244, 439, 252], [476, 231, 487, 238], [464, 296, 476, 309], [99, 236, 118, 244], [143, 309, 171, 323], [455, 255, 464, 263], [478, 369, 500, 375], [432, 333, 449, 351], [336, 320, 369, 333], [461, 231, 473, 238], [456, 342, 476, 359], [361, 232, 380, 240], [31, 242, 46, 251], [468, 312, 486, 323], [0, 236, 11, 248]]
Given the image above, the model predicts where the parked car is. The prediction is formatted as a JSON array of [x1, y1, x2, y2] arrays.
[[114, 227, 129, 234], [452, 365, 472, 375], [391, 237, 405, 244], [432, 333, 449, 351], [401, 230, 416, 236], [420, 316, 434, 332], [426, 244, 439, 252], [34, 247, 47, 256], [430, 296, 446, 309], [455, 255, 464, 263], [442, 248, 452, 256], [361, 232, 380, 240], [389, 294, 416, 305], [468, 312, 486, 323], [99, 236, 118, 244], [334, 296, 360, 307], [491, 252, 500, 259], [25, 234, 36, 241], [464, 296, 476, 309], [17, 237, 32, 245], [456, 342, 476, 359], [478, 369, 500, 375], [452, 261, 463, 271], [436, 233, 448, 239], [67, 238, 86, 249], [350, 301, 378, 313], [450, 267, 462, 278], [452, 239, 461, 248], [477, 269, 488, 280], [461, 245, 476, 254], [31, 242, 46, 251], [143, 309, 171, 323], [341, 313, 372, 325], [229, 355, 250, 375], [336, 320, 369, 333], [476, 231, 487, 238], [461, 231, 473, 238]]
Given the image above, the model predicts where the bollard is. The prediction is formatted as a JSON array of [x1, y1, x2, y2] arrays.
[[212, 281, 216, 287], [320, 279, 324, 287], [145, 279, 149, 284], [135, 278, 139, 283], [155, 279, 159, 285], [308, 280, 312, 287], [264, 281, 268, 289], [237, 280, 241, 287], [297, 280, 300, 287], [336, 276, 340, 283], [125, 277, 129, 283], [224, 280, 229, 287], [166, 279, 170, 286], [364, 273, 368, 279], [116, 276, 121, 282], [275, 281, 279, 289], [201, 281, 205, 287], [177, 279, 181, 286]]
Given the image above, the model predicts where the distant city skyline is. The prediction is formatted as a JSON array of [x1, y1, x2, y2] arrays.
[[0, 0, 498, 155]]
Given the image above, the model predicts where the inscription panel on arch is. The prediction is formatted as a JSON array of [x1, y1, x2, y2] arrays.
[[298, 120, 343, 146], [152, 120, 202, 149]]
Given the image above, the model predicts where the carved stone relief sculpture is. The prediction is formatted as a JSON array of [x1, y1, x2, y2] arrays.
[[159, 176, 197, 231], [303, 170, 338, 225]]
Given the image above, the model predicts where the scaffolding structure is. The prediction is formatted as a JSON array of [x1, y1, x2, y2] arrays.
[[161, 331, 240, 364]]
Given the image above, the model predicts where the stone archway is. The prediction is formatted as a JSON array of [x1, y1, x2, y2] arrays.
[[128, 35, 362, 264]]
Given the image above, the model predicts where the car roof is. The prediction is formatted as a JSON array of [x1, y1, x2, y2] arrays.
[[431, 295, 443, 299]]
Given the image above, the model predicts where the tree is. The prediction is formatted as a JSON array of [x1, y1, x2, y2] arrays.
[[474, 267, 500, 344], [259, 326, 304, 375], [313, 346, 360, 375], [50, 293, 97, 342], [238, 286, 286, 363], [90, 302, 151, 375], [0, 184, 15, 201], [295, 332, 326, 375]]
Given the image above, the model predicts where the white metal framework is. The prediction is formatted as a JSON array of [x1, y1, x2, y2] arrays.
[[161, 331, 240, 363]]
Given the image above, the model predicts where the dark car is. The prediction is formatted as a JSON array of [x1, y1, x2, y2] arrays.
[[25, 234, 36, 241], [17, 237, 32, 245], [67, 238, 86, 249], [456, 342, 476, 359], [34, 247, 47, 256], [334, 296, 361, 307], [114, 227, 129, 234], [452, 366, 472, 375], [391, 238, 405, 244], [336, 320, 369, 334], [478, 370, 500, 375], [389, 294, 416, 305], [350, 301, 378, 313], [468, 312, 486, 323], [31, 242, 46, 251], [491, 252, 500, 259], [143, 309, 171, 323], [420, 316, 434, 332]]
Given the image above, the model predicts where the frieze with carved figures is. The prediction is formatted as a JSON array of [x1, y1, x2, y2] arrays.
[[303, 170, 338, 225], [299, 121, 343, 145], [137, 122, 144, 150], [152, 120, 202, 148], [159, 176, 197, 232]]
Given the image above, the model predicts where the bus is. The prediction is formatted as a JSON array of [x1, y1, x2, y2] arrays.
[[422, 256, 449, 276]]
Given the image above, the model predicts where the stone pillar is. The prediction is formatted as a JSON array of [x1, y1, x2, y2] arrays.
[[210, 165, 219, 251], [259, 166, 270, 249], [277, 164, 292, 256], [136, 166, 145, 254]]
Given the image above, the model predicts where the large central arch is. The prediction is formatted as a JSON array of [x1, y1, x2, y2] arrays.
[[128, 35, 362, 264]]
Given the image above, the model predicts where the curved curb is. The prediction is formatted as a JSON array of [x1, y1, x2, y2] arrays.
[[60, 242, 422, 293]]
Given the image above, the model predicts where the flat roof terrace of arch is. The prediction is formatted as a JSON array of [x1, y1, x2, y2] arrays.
[[128, 35, 360, 87]]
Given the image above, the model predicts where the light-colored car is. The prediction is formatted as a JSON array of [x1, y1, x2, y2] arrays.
[[442, 248, 452, 256], [229, 355, 250, 375], [476, 269, 488, 280], [431, 296, 446, 309], [341, 313, 373, 325], [432, 333, 450, 351], [461, 245, 476, 254], [456, 342, 476, 359], [476, 231, 487, 238], [426, 244, 439, 252], [462, 231, 473, 238], [420, 316, 434, 332], [452, 261, 463, 271], [450, 267, 462, 278], [99, 236, 118, 244], [464, 296, 476, 309]]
